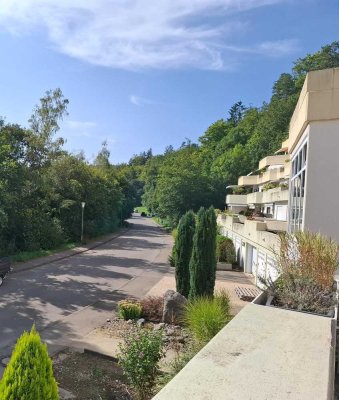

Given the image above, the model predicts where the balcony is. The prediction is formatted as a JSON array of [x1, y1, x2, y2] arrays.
[[261, 187, 289, 203], [258, 155, 288, 170], [247, 191, 263, 204], [265, 219, 288, 232], [238, 175, 258, 186], [226, 194, 248, 205]]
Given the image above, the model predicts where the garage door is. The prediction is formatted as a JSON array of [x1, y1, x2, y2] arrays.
[[275, 205, 287, 221], [251, 247, 257, 276], [257, 251, 267, 285], [267, 256, 279, 282]]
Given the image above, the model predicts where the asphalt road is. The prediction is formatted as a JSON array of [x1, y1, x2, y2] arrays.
[[0, 215, 172, 354]]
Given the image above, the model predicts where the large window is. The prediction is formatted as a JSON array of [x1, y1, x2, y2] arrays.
[[289, 141, 308, 232]]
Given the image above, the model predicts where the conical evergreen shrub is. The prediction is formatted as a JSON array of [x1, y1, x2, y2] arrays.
[[189, 207, 217, 298], [206, 206, 217, 296], [174, 210, 196, 297], [0, 326, 59, 400]]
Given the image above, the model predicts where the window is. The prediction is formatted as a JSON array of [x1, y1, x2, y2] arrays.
[[289, 141, 308, 232]]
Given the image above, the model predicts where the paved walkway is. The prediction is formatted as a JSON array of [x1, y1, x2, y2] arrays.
[[146, 271, 256, 315], [0, 215, 173, 362]]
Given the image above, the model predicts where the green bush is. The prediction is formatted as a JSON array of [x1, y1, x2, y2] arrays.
[[216, 236, 236, 263], [0, 326, 59, 400], [184, 295, 230, 344], [118, 299, 142, 320], [215, 288, 231, 315], [118, 327, 165, 400]]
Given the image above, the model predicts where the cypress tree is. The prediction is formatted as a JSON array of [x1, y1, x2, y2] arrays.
[[206, 206, 217, 296], [0, 326, 59, 400], [174, 210, 196, 297], [189, 207, 217, 298]]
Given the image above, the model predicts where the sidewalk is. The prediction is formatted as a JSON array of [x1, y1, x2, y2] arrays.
[[12, 227, 130, 274]]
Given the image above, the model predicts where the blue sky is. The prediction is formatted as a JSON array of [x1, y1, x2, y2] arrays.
[[0, 0, 337, 163]]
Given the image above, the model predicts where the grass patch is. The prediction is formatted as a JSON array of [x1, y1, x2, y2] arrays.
[[134, 206, 148, 214], [10, 243, 77, 263]]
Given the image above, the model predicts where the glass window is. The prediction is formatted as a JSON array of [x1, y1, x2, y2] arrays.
[[289, 141, 308, 232]]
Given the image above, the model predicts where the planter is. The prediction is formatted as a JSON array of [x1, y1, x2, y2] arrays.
[[238, 215, 246, 223], [252, 282, 338, 399], [217, 262, 233, 271]]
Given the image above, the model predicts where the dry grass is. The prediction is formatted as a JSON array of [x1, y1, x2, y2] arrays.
[[277, 231, 338, 289]]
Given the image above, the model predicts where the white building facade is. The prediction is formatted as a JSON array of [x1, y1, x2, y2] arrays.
[[217, 67, 339, 285]]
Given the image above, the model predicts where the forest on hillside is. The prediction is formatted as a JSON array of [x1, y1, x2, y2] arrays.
[[0, 41, 338, 255]]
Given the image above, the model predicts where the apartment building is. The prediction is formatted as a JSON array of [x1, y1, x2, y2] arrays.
[[217, 67, 339, 284]]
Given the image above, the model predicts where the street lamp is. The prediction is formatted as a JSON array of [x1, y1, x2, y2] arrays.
[[81, 202, 86, 243]]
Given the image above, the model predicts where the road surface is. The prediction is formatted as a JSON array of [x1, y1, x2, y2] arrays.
[[0, 215, 172, 355]]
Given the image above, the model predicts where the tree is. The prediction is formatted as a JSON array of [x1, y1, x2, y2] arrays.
[[227, 101, 246, 126], [27, 88, 69, 168], [94, 140, 111, 169], [0, 326, 59, 400], [293, 41, 339, 90], [174, 210, 196, 298], [189, 207, 217, 298]]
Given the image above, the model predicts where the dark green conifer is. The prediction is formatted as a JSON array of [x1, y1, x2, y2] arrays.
[[174, 210, 196, 297], [189, 207, 217, 298]]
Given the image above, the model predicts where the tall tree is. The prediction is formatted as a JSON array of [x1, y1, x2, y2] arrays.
[[174, 210, 196, 298], [27, 88, 69, 168], [227, 101, 246, 126], [189, 207, 217, 298]]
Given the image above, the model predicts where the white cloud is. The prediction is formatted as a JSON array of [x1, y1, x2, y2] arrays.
[[129, 94, 161, 106], [0, 0, 296, 70], [64, 120, 97, 137]]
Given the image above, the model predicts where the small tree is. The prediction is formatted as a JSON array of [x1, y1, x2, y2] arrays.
[[189, 207, 217, 298], [174, 210, 196, 297], [0, 326, 59, 400]]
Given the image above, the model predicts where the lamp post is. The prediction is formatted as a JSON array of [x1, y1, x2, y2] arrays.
[[81, 202, 86, 243]]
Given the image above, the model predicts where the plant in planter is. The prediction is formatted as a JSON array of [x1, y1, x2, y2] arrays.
[[216, 236, 236, 270], [262, 182, 279, 191], [260, 231, 338, 316]]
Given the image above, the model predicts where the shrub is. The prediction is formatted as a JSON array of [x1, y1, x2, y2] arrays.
[[183, 296, 230, 343], [174, 210, 196, 298], [140, 296, 164, 322], [140, 211, 147, 217], [118, 327, 165, 400], [0, 326, 59, 400], [189, 207, 217, 299], [216, 237, 236, 263], [215, 288, 231, 316], [277, 231, 338, 289], [118, 299, 142, 320], [267, 274, 336, 315]]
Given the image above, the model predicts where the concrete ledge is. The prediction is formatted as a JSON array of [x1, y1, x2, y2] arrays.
[[153, 303, 336, 400]]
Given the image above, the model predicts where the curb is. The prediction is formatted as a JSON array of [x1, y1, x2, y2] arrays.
[[11, 226, 131, 275]]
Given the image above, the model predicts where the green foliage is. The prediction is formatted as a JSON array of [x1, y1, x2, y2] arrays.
[[189, 207, 217, 298], [217, 236, 236, 263], [0, 90, 142, 256], [0, 326, 59, 400], [118, 327, 165, 400], [118, 299, 142, 320], [184, 295, 231, 343], [262, 182, 279, 191], [174, 210, 196, 298]]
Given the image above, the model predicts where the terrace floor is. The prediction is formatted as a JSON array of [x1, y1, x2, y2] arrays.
[[146, 270, 257, 315]]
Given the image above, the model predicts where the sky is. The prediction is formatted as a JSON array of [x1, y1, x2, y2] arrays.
[[0, 0, 337, 164]]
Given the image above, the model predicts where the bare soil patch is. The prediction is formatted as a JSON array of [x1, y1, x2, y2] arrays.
[[53, 349, 132, 400]]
